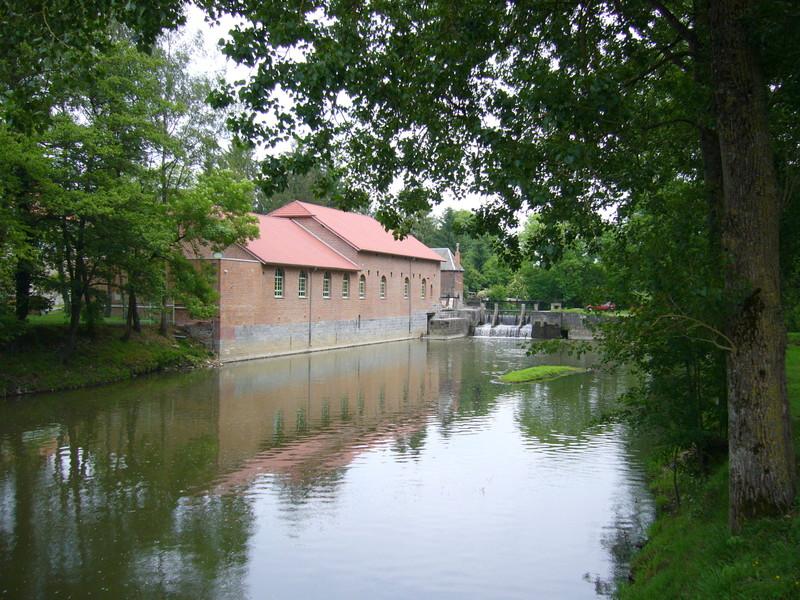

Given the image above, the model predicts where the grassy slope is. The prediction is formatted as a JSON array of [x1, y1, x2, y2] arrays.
[[619, 344, 800, 599], [500, 364, 586, 383], [1, 322, 210, 397]]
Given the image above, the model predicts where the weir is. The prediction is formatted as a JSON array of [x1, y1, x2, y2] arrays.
[[472, 309, 598, 340], [474, 323, 533, 338]]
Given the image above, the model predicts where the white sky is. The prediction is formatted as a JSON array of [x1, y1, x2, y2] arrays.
[[180, 5, 486, 217]]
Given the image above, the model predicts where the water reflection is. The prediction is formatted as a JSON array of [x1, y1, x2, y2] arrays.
[[0, 338, 653, 599]]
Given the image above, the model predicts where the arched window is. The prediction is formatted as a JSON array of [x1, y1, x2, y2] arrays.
[[359, 274, 366, 299], [380, 275, 387, 299], [298, 270, 307, 298], [274, 268, 284, 298], [421, 278, 426, 299], [322, 271, 331, 298], [342, 273, 350, 298], [404, 277, 409, 299]]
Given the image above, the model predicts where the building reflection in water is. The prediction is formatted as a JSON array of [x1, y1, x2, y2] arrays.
[[0, 338, 651, 599], [0, 340, 442, 598], [212, 341, 438, 493]]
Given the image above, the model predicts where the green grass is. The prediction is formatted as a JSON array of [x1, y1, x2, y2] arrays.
[[499, 364, 587, 383], [1, 322, 211, 397], [27, 308, 156, 327], [619, 344, 800, 599]]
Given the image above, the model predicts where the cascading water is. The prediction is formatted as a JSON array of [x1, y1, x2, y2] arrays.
[[473, 322, 533, 338]]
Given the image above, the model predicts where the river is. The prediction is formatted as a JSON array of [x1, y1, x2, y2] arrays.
[[0, 338, 653, 599]]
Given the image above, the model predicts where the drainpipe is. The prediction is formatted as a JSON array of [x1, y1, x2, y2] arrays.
[[408, 259, 413, 333], [308, 268, 315, 347], [213, 252, 223, 355]]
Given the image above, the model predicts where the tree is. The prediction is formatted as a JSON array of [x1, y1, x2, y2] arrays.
[[147, 33, 225, 334], [211, 0, 798, 527], [40, 40, 165, 350], [0, 1, 188, 327], [708, 0, 796, 528], [3, 35, 258, 353]]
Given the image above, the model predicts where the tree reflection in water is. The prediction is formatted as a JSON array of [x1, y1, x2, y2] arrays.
[[1, 338, 653, 598]]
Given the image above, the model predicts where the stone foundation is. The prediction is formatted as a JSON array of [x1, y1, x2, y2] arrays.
[[217, 313, 430, 362]]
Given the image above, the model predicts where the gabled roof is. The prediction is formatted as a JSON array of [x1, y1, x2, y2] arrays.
[[432, 248, 464, 271], [270, 201, 443, 262], [244, 215, 360, 271]]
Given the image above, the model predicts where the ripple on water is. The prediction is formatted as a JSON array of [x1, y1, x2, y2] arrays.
[[0, 338, 653, 600]]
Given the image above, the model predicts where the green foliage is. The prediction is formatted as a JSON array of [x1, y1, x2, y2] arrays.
[[0, 323, 209, 397], [619, 346, 800, 599], [1, 31, 257, 348], [500, 365, 586, 383], [485, 283, 508, 302], [601, 181, 728, 459]]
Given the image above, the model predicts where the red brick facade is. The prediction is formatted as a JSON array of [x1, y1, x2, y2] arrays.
[[186, 203, 442, 361]]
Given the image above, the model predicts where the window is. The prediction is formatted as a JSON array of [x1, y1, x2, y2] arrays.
[[404, 277, 409, 299], [342, 273, 350, 298], [380, 275, 387, 299], [421, 278, 426, 299], [298, 270, 307, 298], [274, 268, 284, 298], [359, 274, 366, 299], [322, 271, 331, 298]]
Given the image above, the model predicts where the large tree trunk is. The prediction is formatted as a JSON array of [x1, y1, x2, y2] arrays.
[[123, 289, 141, 341], [66, 282, 82, 358], [14, 259, 32, 321], [159, 295, 169, 336], [709, 0, 796, 531]]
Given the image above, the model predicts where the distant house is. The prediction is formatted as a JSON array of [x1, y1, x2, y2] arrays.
[[182, 201, 443, 362], [431, 245, 464, 308]]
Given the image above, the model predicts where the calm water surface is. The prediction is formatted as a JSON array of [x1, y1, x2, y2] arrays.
[[0, 338, 653, 599]]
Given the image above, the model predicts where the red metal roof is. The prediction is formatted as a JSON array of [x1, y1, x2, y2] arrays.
[[244, 215, 360, 270], [269, 201, 443, 262]]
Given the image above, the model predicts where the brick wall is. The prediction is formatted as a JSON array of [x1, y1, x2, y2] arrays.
[[214, 249, 441, 361]]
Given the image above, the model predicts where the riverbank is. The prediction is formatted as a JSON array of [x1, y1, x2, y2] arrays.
[[619, 343, 800, 598], [0, 322, 212, 397]]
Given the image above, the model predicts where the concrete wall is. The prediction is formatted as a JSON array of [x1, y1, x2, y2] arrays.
[[214, 250, 441, 362], [428, 317, 470, 339], [526, 310, 601, 340]]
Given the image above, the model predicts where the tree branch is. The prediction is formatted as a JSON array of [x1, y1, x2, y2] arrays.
[[647, 0, 699, 53], [653, 312, 735, 352]]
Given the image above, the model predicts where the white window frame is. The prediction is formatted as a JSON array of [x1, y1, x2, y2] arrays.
[[322, 271, 331, 298], [342, 273, 350, 298], [274, 268, 284, 298]]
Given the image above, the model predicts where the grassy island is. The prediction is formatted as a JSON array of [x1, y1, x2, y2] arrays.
[[1, 320, 211, 397], [499, 365, 587, 383]]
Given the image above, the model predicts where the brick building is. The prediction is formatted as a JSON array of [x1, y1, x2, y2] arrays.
[[186, 201, 443, 362], [432, 246, 465, 307]]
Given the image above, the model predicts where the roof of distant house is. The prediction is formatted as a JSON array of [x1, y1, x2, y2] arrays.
[[244, 215, 360, 271], [431, 248, 464, 272], [269, 201, 443, 262]]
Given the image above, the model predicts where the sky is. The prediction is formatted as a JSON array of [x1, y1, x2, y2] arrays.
[[179, 6, 486, 217]]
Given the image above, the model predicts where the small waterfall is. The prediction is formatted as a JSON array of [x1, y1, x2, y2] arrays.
[[473, 323, 532, 338]]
